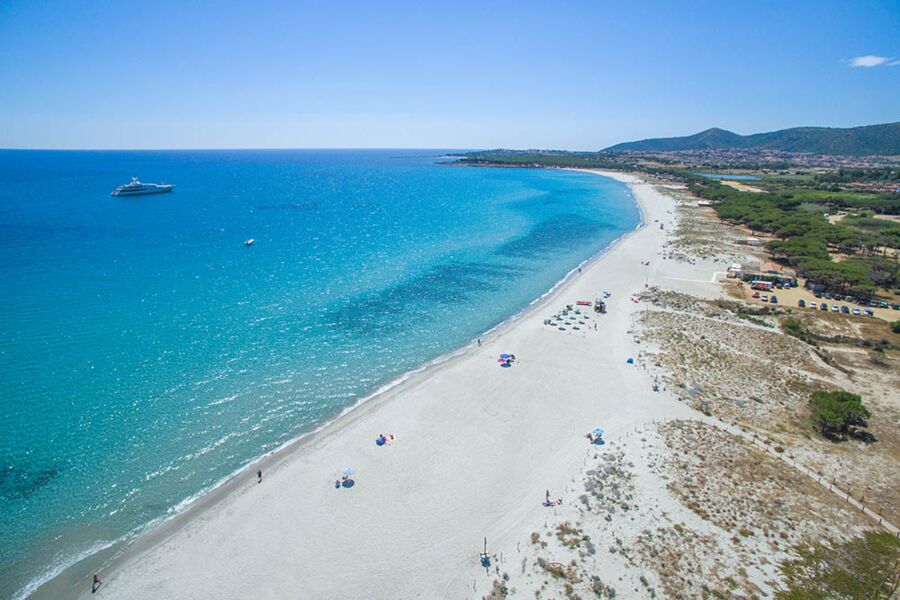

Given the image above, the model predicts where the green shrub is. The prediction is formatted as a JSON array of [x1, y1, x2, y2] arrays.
[[781, 317, 817, 345], [809, 390, 870, 441]]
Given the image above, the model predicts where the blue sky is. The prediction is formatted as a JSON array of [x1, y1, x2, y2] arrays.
[[0, 0, 897, 150]]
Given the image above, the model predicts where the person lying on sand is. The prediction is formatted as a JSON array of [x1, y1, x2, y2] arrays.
[[543, 491, 563, 507], [376, 433, 397, 446]]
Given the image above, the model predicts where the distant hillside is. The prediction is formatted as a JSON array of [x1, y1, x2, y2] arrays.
[[604, 122, 900, 156]]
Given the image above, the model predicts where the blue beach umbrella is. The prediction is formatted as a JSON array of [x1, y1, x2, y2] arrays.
[[499, 354, 511, 359], [342, 467, 354, 478], [592, 428, 604, 437]]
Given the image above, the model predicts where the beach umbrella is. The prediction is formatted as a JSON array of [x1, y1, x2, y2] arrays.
[[497, 358, 506, 363], [342, 467, 354, 478], [499, 354, 511, 359], [626, 357, 634, 364], [592, 428, 604, 437]]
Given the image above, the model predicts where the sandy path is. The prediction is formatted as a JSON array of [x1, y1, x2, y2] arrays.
[[721, 180, 764, 193], [79, 173, 697, 600]]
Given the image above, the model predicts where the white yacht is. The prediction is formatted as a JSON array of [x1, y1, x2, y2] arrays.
[[111, 177, 175, 196]]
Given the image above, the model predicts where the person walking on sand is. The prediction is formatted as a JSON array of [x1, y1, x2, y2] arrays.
[[92, 572, 101, 593], [477, 338, 481, 347], [257, 469, 262, 484]]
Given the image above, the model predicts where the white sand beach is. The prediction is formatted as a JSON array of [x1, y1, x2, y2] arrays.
[[79, 173, 721, 599]]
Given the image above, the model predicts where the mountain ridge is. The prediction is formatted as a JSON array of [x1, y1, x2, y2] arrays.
[[604, 122, 900, 156]]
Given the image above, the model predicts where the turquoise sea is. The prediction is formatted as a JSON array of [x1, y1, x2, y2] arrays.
[[0, 150, 639, 598]]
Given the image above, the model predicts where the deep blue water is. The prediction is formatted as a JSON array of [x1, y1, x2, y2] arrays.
[[694, 173, 760, 181], [0, 150, 638, 598]]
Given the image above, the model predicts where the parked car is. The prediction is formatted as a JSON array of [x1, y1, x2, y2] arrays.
[[820, 303, 829, 311], [752, 291, 760, 298], [864, 309, 874, 317], [831, 305, 840, 312], [770, 295, 778, 304], [814, 292, 823, 299], [892, 303, 900, 311], [845, 295, 855, 303], [798, 299, 806, 308], [879, 300, 889, 308], [810, 301, 818, 309], [869, 299, 879, 307], [823, 292, 832, 299], [841, 305, 850, 314], [852, 307, 861, 316], [761, 294, 769, 302]]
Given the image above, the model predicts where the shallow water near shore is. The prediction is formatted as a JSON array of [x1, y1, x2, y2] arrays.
[[0, 149, 638, 598]]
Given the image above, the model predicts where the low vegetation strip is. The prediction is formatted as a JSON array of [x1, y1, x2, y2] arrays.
[[781, 316, 898, 352], [777, 531, 900, 599]]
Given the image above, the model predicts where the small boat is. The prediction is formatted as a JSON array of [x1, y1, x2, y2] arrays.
[[244, 238, 255, 246], [111, 177, 174, 196]]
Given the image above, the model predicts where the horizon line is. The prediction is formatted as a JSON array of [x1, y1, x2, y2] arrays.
[[0, 146, 487, 152]]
